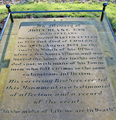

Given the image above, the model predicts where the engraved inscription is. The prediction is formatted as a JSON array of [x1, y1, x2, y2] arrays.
[[0, 20, 115, 120]]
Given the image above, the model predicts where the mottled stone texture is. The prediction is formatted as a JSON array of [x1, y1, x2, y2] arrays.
[[0, 18, 116, 120]]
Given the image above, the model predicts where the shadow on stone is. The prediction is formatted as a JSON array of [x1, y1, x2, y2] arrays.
[[0, 23, 13, 72]]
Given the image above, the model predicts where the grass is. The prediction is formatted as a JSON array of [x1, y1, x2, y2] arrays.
[[0, 2, 116, 34]]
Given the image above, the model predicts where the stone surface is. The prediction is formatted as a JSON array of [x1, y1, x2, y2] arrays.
[[0, 18, 116, 120]]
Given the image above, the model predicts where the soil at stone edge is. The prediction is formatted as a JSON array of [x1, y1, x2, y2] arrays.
[[0, 19, 6, 36]]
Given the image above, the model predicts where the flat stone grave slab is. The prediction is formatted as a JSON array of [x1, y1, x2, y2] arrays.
[[0, 18, 116, 120]]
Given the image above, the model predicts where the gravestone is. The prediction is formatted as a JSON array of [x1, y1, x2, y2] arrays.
[[0, 18, 116, 120]]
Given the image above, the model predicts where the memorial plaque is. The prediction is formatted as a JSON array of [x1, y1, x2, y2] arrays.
[[0, 19, 116, 120]]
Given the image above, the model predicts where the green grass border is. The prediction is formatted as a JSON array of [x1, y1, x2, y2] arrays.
[[0, 2, 116, 34]]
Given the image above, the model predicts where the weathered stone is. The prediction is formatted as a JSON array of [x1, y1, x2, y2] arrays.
[[0, 18, 116, 120]]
